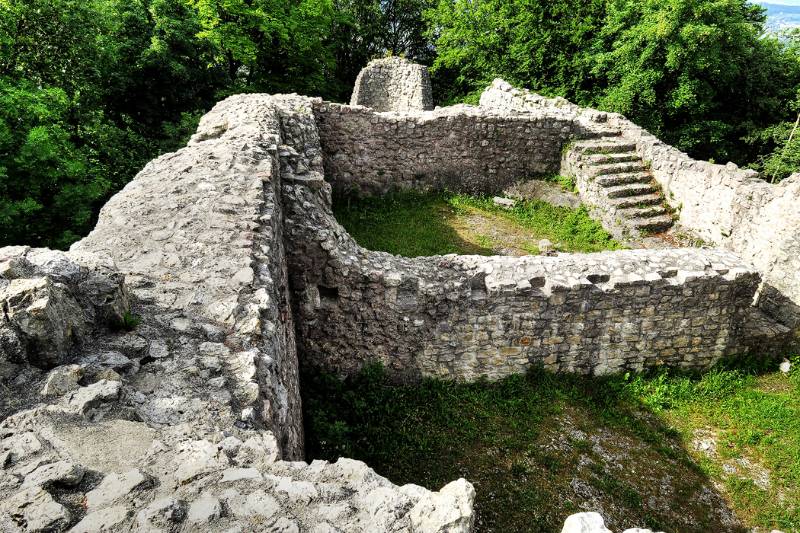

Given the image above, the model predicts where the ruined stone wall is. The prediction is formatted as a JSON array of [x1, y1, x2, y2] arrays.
[[313, 101, 605, 195], [284, 99, 784, 380], [287, 181, 777, 379], [73, 94, 305, 458], [350, 56, 434, 112], [480, 80, 800, 337], [0, 93, 476, 533]]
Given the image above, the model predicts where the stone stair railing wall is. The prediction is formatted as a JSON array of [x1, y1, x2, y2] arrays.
[[561, 137, 674, 241], [350, 56, 434, 112], [480, 79, 800, 341]]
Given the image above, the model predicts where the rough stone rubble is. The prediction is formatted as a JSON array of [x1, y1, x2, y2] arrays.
[[0, 58, 796, 532], [0, 94, 475, 532]]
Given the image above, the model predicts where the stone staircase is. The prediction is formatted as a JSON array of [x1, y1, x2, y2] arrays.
[[562, 137, 674, 240]]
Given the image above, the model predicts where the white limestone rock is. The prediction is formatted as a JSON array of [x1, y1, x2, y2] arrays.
[[408, 478, 475, 533], [67, 379, 121, 414], [134, 497, 187, 532], [70, 505, 131, 532], [22, 460, 84, 488], [2, 486, 71, 532], [173, 440, 228, 485], [2, 432, 42, 465], [187, 492, 222, 524], [40, 364, 83, 397], [86, 469, 148, 509], [561, 512, 613, 533]]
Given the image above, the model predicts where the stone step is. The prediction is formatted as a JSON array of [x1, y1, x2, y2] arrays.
[[631, 214, 674, 233], [604, 183, 658, 198], [608, 194, 663, 209], [617, 205, 669, 219], [595, 172, 652, 187], [571, 138, 637, 155], [583, 152, 640, 165], [587, 161, 647, 177]]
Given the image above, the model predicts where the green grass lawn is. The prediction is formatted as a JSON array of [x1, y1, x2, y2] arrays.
[[302, 357, 800, 532], [333, 190, 619, 257]]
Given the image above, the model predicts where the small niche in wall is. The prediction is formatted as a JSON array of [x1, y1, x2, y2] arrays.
[[318, 285, 339, 306], [397, 279, 419, 310]]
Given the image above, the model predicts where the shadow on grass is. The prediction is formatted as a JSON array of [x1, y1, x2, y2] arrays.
[[301, 363, 755, 533]]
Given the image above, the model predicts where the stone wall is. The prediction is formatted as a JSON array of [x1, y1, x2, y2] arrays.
[[313, 100, 608, 195], [282, 98, 788, 381], [0, 93, 477, 533], [74, 94, 305, 458], [350, 56, 434, 112], [286, 179, 783, 379], [480, 79, 800, 338], [1, 73, 797, 532]]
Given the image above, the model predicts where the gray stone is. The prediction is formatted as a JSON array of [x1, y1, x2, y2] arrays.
[[220, 467, 262, 483], [173, 440, 228, 485], [350, 57, 433, 112], [40, 364, 83, 396], [224, 489, 280, 520], [186, 493, 222, 524], [70, 505, 131, 532], [492, 196, 516, 209], [86, 469, 148, 509], [2, 486, 71, 532], [135, 497, 187, 531], [67, 379, 121, 414], [22, 460, 84, 488], [2, 432, 41, 464], [98, 351, 135, 372]]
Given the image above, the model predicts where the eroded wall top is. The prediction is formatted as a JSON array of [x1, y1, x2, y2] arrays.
[[350, 56, 434, 112]]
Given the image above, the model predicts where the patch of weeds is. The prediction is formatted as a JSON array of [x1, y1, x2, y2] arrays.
[[447, 193, 620, 253], [543, 173, 578, 193], [112, 310, 141, 331]]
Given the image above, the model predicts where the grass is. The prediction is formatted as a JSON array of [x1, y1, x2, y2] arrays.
[[302, 356, 800, 532], [333, 190, 619, 257]]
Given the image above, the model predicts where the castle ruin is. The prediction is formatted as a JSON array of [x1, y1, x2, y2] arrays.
[[0, 58, 797, 532]]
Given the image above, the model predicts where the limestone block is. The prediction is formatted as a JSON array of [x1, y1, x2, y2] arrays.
[[40, 364, 83, 397]]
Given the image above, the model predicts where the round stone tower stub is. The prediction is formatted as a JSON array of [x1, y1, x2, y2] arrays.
[[350, 56, 434, 112]]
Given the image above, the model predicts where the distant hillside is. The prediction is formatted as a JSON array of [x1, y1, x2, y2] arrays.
[[759, 2, 800, 32]]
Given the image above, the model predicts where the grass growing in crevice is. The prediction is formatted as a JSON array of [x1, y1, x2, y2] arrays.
[[302, 357, 800, 532], [333, 190, 619, 257]]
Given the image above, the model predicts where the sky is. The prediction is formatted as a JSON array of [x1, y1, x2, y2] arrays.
[[752, 0, 800, 5]]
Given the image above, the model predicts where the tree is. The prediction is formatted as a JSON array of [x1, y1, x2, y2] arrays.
[[0, 80, 109, 247], [593, 0, 800, 163], [426, 0, 605, 104]]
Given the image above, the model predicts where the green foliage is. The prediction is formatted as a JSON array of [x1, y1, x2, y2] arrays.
[[427, 0, 800, 166], [447, 193, 620, 253], [594, 0, 800, 163], [4, 0, 800, 247], [426, 0, 605, 104], [113, 311, 142, 331]]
